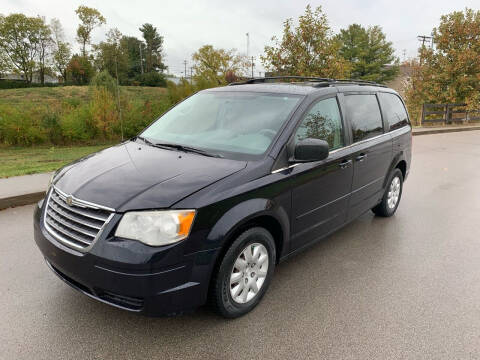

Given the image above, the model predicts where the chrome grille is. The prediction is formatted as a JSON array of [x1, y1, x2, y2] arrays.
[[44, 187, 114, 251]]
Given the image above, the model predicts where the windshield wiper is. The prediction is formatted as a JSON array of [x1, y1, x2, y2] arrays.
[[138, 137, 223, 158], [136, 135, 156, 146], [153, 143, 224, 158]]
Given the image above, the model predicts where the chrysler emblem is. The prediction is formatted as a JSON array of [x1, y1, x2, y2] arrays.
[[66, 195, 74, 206]]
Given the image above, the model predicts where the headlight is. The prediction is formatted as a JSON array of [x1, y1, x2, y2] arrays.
[[115, 210, 196, 246]]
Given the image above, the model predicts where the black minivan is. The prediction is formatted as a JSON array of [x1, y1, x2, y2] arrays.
[[34, 77, 411, 318]]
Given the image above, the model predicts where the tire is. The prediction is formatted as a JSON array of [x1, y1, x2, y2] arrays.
[[372, 168, 403, 217], [210, 227, 276, 318]]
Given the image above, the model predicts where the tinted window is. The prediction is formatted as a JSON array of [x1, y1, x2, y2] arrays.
[[345, 94, 383, 143], [378, 92, 409, 131], [295, 97, 344, 150]]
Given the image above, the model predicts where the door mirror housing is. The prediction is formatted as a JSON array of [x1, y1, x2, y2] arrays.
[[292, 138, 329, 162]]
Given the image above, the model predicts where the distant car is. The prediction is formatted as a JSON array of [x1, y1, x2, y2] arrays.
[[34, 77, 412, 318]]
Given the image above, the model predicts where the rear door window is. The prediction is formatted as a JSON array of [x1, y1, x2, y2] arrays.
[[378, 92, 409, 131], [344, 94, 383, 143]]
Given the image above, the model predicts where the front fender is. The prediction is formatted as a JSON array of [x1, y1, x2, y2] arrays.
[[206, 198, 290, 258]]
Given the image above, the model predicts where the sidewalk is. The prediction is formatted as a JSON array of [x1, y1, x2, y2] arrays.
[[0, 172, 52, 210], [412, 124, 480, 135], [0, 124, 479, 210]]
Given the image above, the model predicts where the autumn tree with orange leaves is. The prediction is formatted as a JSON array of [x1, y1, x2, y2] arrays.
[[404, 8, 480, 124], [261, 5, 351, 78]]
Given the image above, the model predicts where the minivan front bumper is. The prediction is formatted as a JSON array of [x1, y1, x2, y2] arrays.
[[33, 201, 218, 316]]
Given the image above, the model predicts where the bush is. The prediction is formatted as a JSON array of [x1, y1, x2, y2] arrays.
[[0, 80, 61, 89], [59, 104, 95, 143], [42, 111, 63, 144], [0, 104, 46, 145], [90, 88, 118, 140], [167, 79, 195, 104], [0, 85, 173, 146], [134, 72, 166, 87], [90, 71, 117, 95]]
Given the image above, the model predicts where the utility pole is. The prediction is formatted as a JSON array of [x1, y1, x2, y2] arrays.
[[402, 49, 406, 62], [139, 43, 144, 74], [246, 32, 249, 57], [190, 67, 193, 84], [250, 56, 255, 78], [417, 35, 432, 48], [183, 60, 187, 79], [417, 35, 433, 65]]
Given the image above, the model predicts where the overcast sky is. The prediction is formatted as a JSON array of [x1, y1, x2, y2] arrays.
[[3, 0, 479, 76]]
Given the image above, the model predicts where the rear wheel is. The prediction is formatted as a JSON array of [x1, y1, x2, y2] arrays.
[[372, 168, 403, 217], [210, 227, 276, 318]]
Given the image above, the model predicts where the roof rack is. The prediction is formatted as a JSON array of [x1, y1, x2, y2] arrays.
[[228, 76, 386, 87], [229, 76, 333, 85]]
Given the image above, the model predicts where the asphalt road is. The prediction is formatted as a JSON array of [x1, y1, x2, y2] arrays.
[[1, 131, 480, 360]]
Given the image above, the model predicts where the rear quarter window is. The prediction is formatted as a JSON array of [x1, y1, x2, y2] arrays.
[[378, 92, 409, 131], [344, 94, 383, 143]]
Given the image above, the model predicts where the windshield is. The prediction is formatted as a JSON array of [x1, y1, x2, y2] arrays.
[[140, 91, 303, 159]]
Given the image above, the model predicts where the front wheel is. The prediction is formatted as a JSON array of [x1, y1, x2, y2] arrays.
[[372, 168, 403, 217], [210, 227, 276, 318]]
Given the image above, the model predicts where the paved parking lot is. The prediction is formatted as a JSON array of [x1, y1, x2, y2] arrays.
[[1, 131, 480, 359]]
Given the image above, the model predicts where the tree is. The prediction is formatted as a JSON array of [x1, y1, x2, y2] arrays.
[[121, 36, 143, 79], [261, 5, 350, 78], [94, 28, 128, 83], [139, 23, 166, 72], [50, 18, 71, 82], [192, 45, 248, 85], [75, 5, 106, 57], [404, 8, 480, 123], [67, 54, 95, 85], [337, 24, 399, 83], [37, 17, 52, 85], [0, 13, 44, 83]]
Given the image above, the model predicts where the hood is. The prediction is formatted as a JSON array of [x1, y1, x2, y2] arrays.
[[54, 141, 247, 212]]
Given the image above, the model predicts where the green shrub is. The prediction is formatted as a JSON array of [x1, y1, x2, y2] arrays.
[[41, 111, 63, 144], [167, 79, 195, 104], [59, 104, 95, 142], [90, 87, 118, 140], [90, 71, 117, 95], [0, 80, 61, 89], [0, 104, 46, 145], [0, 86, 172, 146], [135, 72, 166, 87]]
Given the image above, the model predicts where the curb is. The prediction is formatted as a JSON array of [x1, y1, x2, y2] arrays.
[[412, 125, 480, 136], [1, 126, 479, 211], [0, 192, 45, 211]]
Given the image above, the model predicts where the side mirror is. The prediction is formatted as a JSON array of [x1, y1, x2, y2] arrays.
[[293, 138, 329, 162]]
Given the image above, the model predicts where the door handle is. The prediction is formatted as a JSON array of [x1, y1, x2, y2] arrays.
[[339, 159, 352, 169], [355, 153, 367, 162]]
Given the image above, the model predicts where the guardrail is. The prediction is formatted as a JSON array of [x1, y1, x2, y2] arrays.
[[422, 103, 480, 125]]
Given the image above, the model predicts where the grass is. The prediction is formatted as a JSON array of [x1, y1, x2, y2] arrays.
[[0, 144, 112, 178], [0, 85, 167, 106]]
